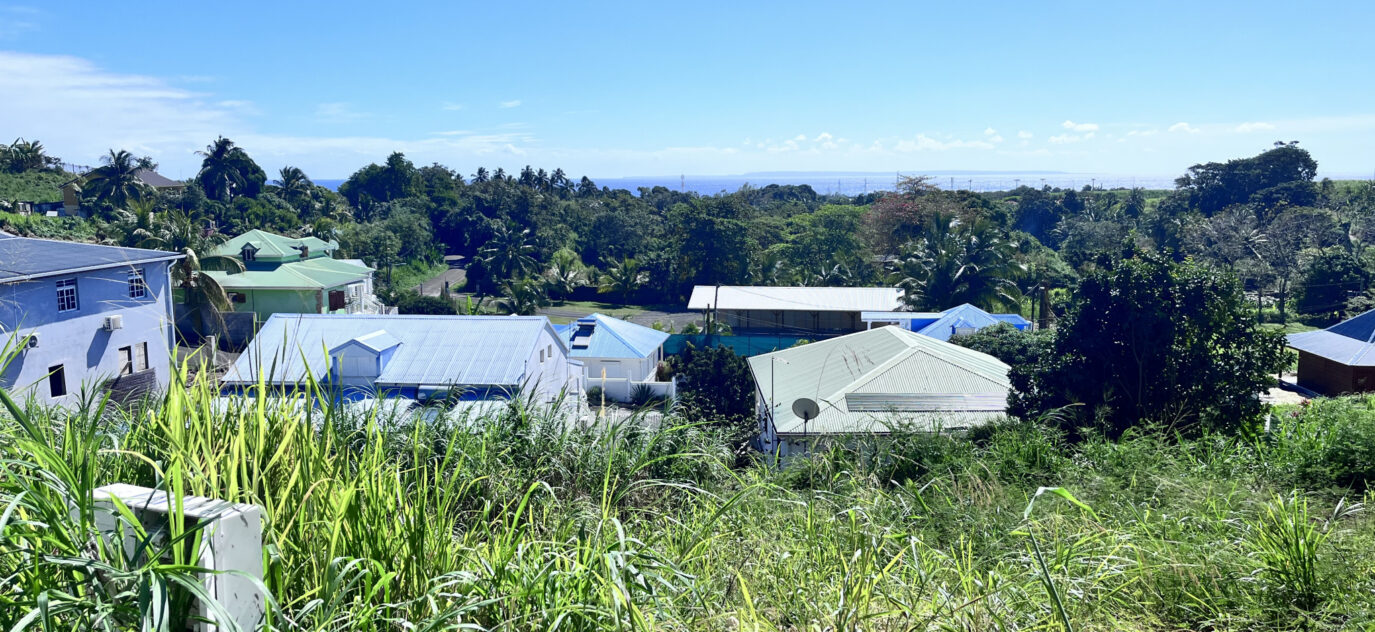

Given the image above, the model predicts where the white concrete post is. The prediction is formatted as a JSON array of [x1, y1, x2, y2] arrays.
[[93, 484, 265, 631]]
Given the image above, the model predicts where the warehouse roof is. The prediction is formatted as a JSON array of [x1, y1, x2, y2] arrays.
[[223, 314, 565, 387], [1287, 310, 1375, 366], [687, 285, 903, 312], [0, 235, 182, 283], [749, 326, 1010, 436]]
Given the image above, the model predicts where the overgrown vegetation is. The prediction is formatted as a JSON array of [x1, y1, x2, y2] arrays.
[[2, 368, 1373, 630]]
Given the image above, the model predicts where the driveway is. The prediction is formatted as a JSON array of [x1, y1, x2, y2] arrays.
[[419, 267, 467, 297]]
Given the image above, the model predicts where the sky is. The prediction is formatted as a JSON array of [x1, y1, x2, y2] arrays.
[[2, 1, 1373, 181]]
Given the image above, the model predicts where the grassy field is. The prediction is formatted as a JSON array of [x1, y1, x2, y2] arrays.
[[2, 367, 1374, 630], [384, 259, 448, 293]]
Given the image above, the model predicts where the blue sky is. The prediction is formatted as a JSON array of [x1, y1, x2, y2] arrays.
[[2, 1, 1373, 180]]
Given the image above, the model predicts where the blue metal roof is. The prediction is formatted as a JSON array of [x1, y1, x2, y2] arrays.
[[914, 304, 1029, 341], [224, 314, 562, 386], [560, 313, 669, 359], [1288, 309, 1375, 366], [0, 235, 182, 283]]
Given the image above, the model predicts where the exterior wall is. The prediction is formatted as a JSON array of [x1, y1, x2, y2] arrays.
[[234, 289, 322, 320], [720, 309, 863, 334], [580, 354, 658, 401], [523, 327, 583, 403], [0, 262, 176, 405], [1296, 351, 1368, 395]]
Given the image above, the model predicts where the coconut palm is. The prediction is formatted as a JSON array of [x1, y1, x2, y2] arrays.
[[196, 136, 248, 201], [496, 278, 548, 315], [598, 257, 645, 305], [135, 210, 245, 335], [84, 150, 153, 210], [477, 223, 538, 283], [890, 213, 1024, 312], [4, 138, 50, 172], [274, 166, 313, 204]]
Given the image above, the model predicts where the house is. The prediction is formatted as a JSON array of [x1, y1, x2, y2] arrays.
[[1286, 310, 1375, 395], [686, 286, 904, 335], [0, 235, 183, 405], [222, 314, 584, 404], [555, 313, 673, 402], [861, 303, 1031, 341], [204, 230, 387, 321], [61, 169, 186, 217], [749, 326, 1011, 456]]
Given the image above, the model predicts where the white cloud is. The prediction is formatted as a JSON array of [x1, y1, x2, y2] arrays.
[[499, 99, 521, 108], [1168, 122, 1199, 134], [1062, 120, 1099, 132], [1017, 130, 1033, 139], [793, 134, 807, 141], [984, 127, 998, 136], [890, 134, 995, 152], [0, 6, 40, 39], [441, 101, 464, 111], [1126, 129, 1159, 137], [1234, 121, 1275, 133], [813, 132, 833, 142], [313, 102, 368, 123]]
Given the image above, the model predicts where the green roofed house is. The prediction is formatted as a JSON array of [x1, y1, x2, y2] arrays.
[[749, 326, 1011, 456], [205, 229, 390, 321]]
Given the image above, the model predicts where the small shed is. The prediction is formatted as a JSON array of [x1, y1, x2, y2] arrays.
[[555, 313, 672, 402], [1287, 310, 1375, 395]]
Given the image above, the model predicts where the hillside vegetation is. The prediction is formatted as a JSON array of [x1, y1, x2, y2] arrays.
[[1, 371, 1372, 630], [0, 168, 71, 204]]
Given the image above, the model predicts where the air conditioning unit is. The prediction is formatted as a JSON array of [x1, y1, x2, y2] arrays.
[[92, 484, 265, 631], [103, 315, 124, 332], [25, 333, 39, 349]]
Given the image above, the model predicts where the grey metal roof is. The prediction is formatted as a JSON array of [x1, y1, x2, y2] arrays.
[[749, 326, 1011, 435], [223, 314, 563, 387], [0, 235, 182, 283], [1287, 309, 1375, 366], [687, 285, 903, 312]]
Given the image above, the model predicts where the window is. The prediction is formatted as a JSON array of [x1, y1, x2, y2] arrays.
[[136, 342, 149, 372], [241, 246, 256, 262], [539, 349, 545, 362], [118, 346, 133, 376], [56, 278, 78, 312], [128, 268, 147, 299], [48, 365, 66, 397]]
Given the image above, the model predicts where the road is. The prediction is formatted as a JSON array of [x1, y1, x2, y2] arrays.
[[418, 266, 467, 297]]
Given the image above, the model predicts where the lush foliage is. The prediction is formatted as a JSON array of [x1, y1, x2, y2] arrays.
[[1011, 251, 1291, 438], [2, 372, 1374, 630]]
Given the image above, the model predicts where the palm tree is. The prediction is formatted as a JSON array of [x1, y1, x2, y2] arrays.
[[4, 138, 52, 172], [84, 149, 153, 210], [135, 210, 245, 335], [889, 214, 1023, 312], [477, 224, 538, 283], [197, 136, 247, 201], [274, 166, 313, 205], [542, 255, 585, 303], [598, 257, 644, 305], [496, 278, 548, 315]]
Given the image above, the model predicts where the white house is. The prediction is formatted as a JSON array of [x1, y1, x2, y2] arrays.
[[749, 326, 1011, 456], [222, 314, 583, 404], [687, 285, 904, 334], [557, 313, 673, 402]]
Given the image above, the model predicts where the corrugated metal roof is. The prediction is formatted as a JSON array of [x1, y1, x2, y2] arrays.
[[0, 236, 182, 283], [559, 313, 670, 359], [1288, 309, 1375, 366], [223, 314, 560, 386], [749, 326, 1010, 435], [214, 230, 337, 259], [335, 330, 402, 353], [862, 304, 1031, 341], [206, 257, 371, 290], [687, 286, 903, 312]]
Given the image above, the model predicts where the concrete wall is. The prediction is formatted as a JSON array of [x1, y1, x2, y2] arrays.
[[1296, 351, 1375, 396], [232, 288, 322, 321], [524, 326, 583, 403], [580, 352, 661, 401], [1, 262, 176, 405]]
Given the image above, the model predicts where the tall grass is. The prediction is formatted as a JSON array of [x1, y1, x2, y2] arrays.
[[2, 363, 1374, 630]]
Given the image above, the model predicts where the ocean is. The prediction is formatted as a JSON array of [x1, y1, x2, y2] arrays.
[[315, 172, 1180, 196]]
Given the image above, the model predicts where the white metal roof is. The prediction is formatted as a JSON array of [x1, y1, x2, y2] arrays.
[[687, 286, 903, 312]]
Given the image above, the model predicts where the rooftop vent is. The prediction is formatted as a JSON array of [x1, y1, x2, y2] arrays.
[[571, 318, 596, 349]]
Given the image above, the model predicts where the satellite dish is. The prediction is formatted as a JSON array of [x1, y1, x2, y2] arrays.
[[792, 398, 820, 421]]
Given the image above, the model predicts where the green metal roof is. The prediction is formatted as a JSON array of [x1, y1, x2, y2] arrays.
[[213, 229, 338, 260], [748, 326, 1011, 435], [206, 257, 372, 290]]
